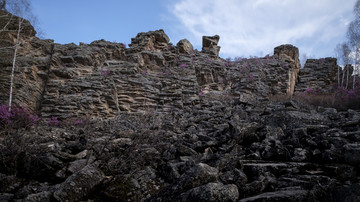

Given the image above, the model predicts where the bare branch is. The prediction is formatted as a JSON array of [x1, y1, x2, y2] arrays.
[[0, 13, 12, 33]]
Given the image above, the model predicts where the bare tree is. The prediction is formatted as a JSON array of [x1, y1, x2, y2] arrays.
[[335, 44, 343, 87], [8, 17, 23, 111], [301, 53, 308, 68], [347, 21, 360, 88], [0, 0, 36, 111], [339, 43, 352, 88], [347, 0, 360, 89]]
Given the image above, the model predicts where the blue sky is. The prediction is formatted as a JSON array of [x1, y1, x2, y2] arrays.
[[31, 0, 357, 59]]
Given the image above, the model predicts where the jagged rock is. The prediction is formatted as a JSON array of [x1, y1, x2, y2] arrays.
[[128, 29, 170, 52], [331, 183, 360, 202], [239, 189, 309, 202], [53, 163, 105, 202], [179, 182, 239, 202], [342, 143, 360, 165], [273, 44, 300, 95], [24, 191, 52, 202], [202, 35, 220, 58], [274, 44, 300, 70], [176, 163, 218, 192], [0, 193, 14, 201], [291, 148, 308, 162], [295, 57, 337, 93], [177, 39, 194, 54]]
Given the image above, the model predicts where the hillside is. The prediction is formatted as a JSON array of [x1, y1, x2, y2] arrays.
[[0, 11, 360, 202]]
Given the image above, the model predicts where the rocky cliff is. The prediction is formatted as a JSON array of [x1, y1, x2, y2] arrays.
[[0, 11, 360, 202]]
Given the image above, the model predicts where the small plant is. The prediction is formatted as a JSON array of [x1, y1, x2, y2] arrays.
[[73, 119, 84, 126], [303, 88, 320, 94], [121, 43, 126, 48], [0, 104, 12, 127], [179, 63, 187, 69], [0, 104, 40, 129], [248, 74, 255, 82], [199, 89, 205, 96], [102, 68, 110, 76], [224, 57, 232, 67], [46, 116, 60, 127]]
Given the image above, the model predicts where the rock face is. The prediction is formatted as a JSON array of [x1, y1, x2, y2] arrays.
[[295, 57, 337, 93], [1, 11, 360, 202], [202, 35, 221, 58], [274, 44, 300, 95]]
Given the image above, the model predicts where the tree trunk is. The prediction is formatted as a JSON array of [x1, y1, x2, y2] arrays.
[[8, 17, 23, 112]]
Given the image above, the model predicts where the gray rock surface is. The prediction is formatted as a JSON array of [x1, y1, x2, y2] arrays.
[[53, 163, 105, 201]]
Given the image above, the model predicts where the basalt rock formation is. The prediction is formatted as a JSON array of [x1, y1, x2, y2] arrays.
[[0, 11, 360, 202]]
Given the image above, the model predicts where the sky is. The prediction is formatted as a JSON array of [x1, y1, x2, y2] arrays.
[[30, 0, 357, 60]]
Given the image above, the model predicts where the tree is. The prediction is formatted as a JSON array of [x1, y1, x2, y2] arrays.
[[0, 0, 35, 111], [347, 0, 360, 89], [301, 53, 308, 68], [335, 0, 360, 89], [335, 44, 343, 87], [335, 42, 352, 88], [8, 17, 23, 111]]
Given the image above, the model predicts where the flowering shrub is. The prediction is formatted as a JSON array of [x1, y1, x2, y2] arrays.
[[179, 63, 187, 69], [224, 57, 232, 67], [199, 89, 205, 96], [335, 85, 360, 109], [141, 70, 147, 76], [0, 104, 40, 129], [248, 74, 255, 82], [102, 68, 110, 76], [46, 116, 60, 127], [0, 105, 12, 127], [303, 88, 321, 94], [293, 84, 360, 110]]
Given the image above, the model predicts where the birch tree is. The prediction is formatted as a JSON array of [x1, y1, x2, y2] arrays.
[[0, 0, 35, 111], [8, 17, 23, 111], [347, 0, 360, 89]]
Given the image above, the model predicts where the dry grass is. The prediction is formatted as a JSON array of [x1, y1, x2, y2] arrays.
[[270, 92, 359, 110]]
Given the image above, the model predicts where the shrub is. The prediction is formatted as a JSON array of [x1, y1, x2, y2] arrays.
[[288, 85, 360, 110], [0, 104, 40, 129], [179, 63, 187, 69], [102, 68, 110, 76], [46, 116, 60, 127], [335, 85, 360, 109]]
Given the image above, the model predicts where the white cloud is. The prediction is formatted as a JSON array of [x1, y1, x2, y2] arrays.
[[171, 0, 356, 58]]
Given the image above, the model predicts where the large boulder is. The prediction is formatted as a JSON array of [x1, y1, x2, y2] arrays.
[[53, 163, 105, 202], [177, 39, 193, 54]]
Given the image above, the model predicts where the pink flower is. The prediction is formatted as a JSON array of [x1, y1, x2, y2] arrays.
[[180, 63, 187, 68], [102, 68, 110, 76]]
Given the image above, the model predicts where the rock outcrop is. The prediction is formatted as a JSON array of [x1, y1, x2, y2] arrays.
[[1, 11, 360, 202], [202, 35, 221, 58], [295, 58, 337, 93], [274, 44, 301, 95]]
